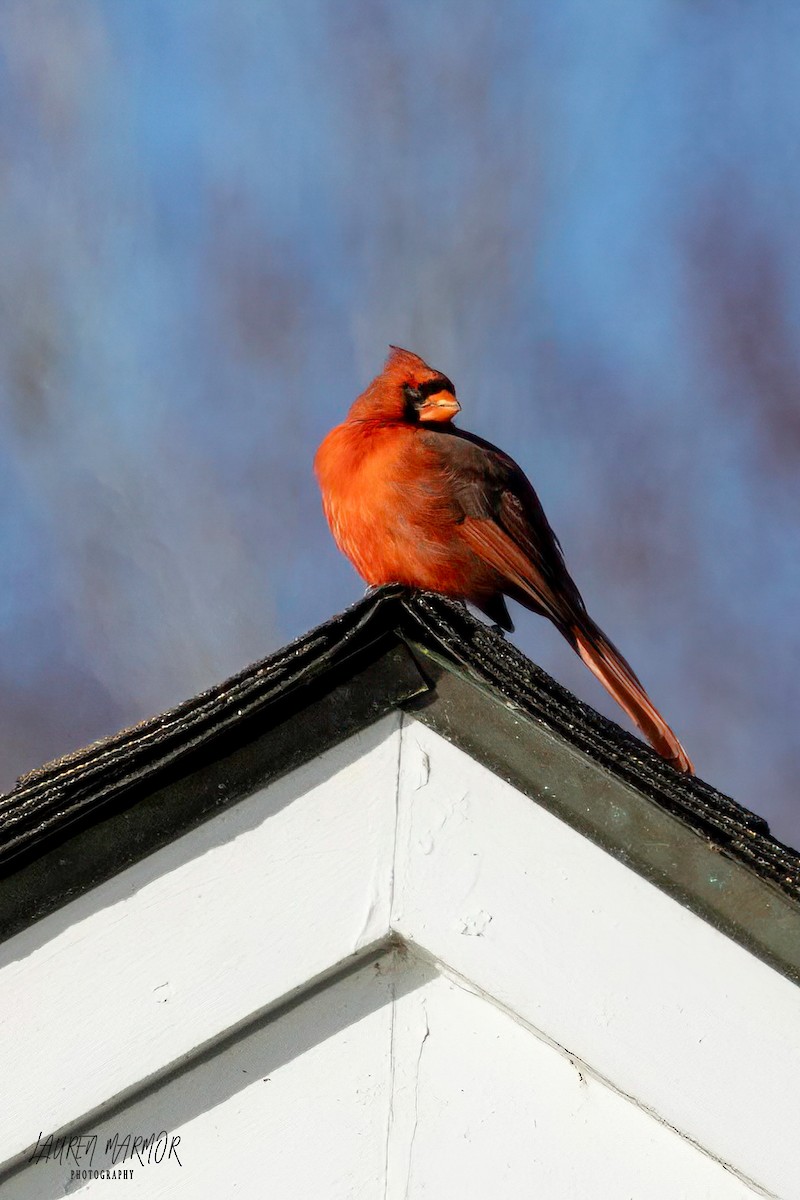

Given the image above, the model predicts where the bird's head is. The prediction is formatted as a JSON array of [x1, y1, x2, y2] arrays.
[[347, 346, 461, 424]]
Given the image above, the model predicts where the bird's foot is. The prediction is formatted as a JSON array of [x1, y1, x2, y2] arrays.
[[363, 582, 409, 601]]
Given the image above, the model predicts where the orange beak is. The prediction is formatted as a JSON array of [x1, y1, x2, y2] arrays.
[[417, 390, 461, 423]]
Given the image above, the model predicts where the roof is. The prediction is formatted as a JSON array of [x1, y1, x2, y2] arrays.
[[1, 586, 799, 981]]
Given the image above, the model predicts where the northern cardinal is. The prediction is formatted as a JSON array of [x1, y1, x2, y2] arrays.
[[315, 347, 693, 773]]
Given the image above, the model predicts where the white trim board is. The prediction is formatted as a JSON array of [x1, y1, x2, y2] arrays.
[[0, 716, 401, 1170], [393, 720, 800, 1198], [1, 714, 798, 1196], [7, 952, 765, 1200]]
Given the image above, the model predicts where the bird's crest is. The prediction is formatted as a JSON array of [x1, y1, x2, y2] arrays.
[[384, 345, 433, 380]]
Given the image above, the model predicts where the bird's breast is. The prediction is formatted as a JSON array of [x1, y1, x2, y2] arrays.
[[314, 419, 483, 593]]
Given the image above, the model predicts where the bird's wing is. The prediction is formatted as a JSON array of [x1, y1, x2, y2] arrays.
[[421, 427, 586, 627], [420, 427, 694, 773]]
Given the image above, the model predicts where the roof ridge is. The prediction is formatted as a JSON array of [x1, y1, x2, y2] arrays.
[[399, 592, 800, 900], [1, 586, 798, 909], [4, 588, 394, 804]]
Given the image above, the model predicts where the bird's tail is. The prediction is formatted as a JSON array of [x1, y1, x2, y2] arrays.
[[569, 617, 694, 775]]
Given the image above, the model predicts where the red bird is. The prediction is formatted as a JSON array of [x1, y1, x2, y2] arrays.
[[315, 347, 694, 774]]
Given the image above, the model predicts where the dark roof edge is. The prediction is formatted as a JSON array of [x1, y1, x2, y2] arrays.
[[0, 589, 404, 871], [397, 593, 800, 905], [1, 586, 798, 917]]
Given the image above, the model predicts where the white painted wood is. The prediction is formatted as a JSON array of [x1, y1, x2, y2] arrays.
[[0, 715, 400, 1169], [393, 719, 800, 1200], [3, 706, 799, 1196], [7, 952, 763, 1200], [386, 964, 761, 1200], [7, 958, 403, 1200]]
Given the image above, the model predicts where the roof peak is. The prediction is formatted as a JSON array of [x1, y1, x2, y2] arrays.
[[1, 587, 799, 975]]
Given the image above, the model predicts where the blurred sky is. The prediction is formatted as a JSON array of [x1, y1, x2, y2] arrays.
[[1, 1, 799, 843]]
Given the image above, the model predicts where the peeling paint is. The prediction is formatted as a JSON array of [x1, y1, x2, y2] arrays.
[[413, 749, 431, 791], [459, 911, 493, 937]]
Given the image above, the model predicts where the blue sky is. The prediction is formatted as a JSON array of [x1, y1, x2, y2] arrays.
[[1, 0, 798, 842]]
